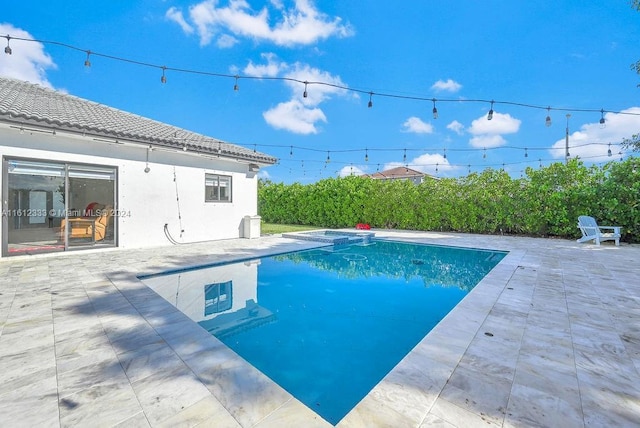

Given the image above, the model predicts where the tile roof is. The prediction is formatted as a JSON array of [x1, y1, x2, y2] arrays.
[[0, 77, 277, 165], [368, 166, 430, 179]]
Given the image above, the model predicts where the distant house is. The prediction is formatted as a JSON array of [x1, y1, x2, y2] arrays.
[[366, 166, 435, 185], [0, 77, 277, 257]]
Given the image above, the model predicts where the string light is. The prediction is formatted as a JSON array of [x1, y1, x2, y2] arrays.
[[234, 75, 239, 91], [483, 148, 487, 159], [290, 145, 293, 156], [4, 35, 11, 55], [303, 81, 308, 98], [432, 98, 438, 119], [2, 34, 639, 124], [545, 107, 552, 127], [84, 50, 91, 67], [403, 149, 407, 163], [368, 92, 373, 108], [487, 100, 494, 120], [599, 109, 606, 127], [443, 148, 447, 159], [160, 66, 167, 84], [365, 148, 369, 162], [608, 143, 612, 157], [326, 151, 330, 163], [524, 148, 528, 158]]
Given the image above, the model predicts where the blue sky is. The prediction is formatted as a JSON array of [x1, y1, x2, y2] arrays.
[[2, 1, 639, 184]]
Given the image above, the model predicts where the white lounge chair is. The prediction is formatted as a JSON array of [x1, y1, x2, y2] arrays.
[[577, 215, 621, 246]]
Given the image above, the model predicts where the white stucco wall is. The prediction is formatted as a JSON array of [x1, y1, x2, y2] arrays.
[[0, 125, 264, 252]]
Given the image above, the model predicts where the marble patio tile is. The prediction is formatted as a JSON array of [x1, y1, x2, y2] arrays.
[[503, 382, 583, 428], [112, 411, 151, 428], [0, 365, 57, 397], [428, 396, 502, 428], [130, 363, 212, 425], [118, 341, 188, 384], [153, 395, 241, 427], [108, 323, 165, 354], [350, 358, 454, 426], [0, 322, 54, 355], [438, 365, 512, 426], [0, 345, 56, 387], [58, 381, 144, 427], [0, 374, 59, 428], [55, 334, 116, 374], [253, 397, 332, 428], [418, 414, 458, 428], [57, 355, 130, 398], [195, 357, 293, 428]]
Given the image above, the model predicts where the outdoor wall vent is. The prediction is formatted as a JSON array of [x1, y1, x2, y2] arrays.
[[248, 163, 260, 172]]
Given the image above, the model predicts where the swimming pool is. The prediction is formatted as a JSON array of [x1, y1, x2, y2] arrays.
[[140, 240, 506, 425]]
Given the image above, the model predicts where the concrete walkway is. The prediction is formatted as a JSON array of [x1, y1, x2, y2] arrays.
[[0, 231, 638, 427]]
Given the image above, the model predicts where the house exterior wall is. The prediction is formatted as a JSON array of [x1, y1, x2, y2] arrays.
[[0, 125, 260, 252]]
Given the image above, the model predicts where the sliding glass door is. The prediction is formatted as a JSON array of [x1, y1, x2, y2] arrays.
[[2, 158, 117, 256]]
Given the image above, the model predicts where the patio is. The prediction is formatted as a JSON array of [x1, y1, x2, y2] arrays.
[[0, 231, 638, 427]]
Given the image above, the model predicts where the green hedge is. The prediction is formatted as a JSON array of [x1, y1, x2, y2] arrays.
[[258, 158, 640, 243]]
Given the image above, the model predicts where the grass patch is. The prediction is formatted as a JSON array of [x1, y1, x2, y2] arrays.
[[261, 223, 321, 235]]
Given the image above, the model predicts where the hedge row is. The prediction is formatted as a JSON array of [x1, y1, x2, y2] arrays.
[[258, 158, 640, 243]]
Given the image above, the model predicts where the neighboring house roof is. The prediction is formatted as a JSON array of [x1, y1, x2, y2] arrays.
[[367, 166, 434, 180], [0, 77, 277, 165]]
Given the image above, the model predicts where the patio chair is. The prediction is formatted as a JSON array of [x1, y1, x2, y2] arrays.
[[60, 206, 112, 242], [577, 215, 621, 246]]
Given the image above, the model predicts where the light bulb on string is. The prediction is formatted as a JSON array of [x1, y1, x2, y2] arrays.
[[599, 109, 606, 128], [487, 100, 494, 120], [364, 148, 369, 162], [403, 149, 407, 163], [290, 146, 293, 157], [539, 159, 543, 168], [435, 163, 439, 174], [524, 148, 528, 158], [233, 75, 239, 91], [303, 81, 308, 98], [545, 107, 552, 127], [160, 66, 167, 84], [443, 148, 447, 159], [432, 99, 438, 119], [607, 143, 612, 157], [84, 50, 91, 67], [483, 148, 487, 159], [368, 92, 373, 108], [326, 151, 330, 164], [4, 35, 11, 55]]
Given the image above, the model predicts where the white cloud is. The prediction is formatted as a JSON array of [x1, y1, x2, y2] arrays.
[[246, 54, 349, 134], [431, 79, 462, 93], [383, 153, 456, 176], [401, 116, 434, 134], [217, 34, 238, 48], [170, 0, 353, 48], [0, 24, 56, 87], [339, 165, 365, 177], [469, 134, 506, 149], [263, 99, 326, 134], [549, 107, 640, 161], [447, 120, 464, 135], [166, 7, 194, 34], [243, 53, 285, 77], [467, 112, 521, 148]]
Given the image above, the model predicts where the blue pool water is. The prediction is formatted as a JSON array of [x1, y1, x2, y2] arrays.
[[141, 240, 506, 425]]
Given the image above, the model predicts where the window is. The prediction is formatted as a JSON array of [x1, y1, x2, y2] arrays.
[[205, 173, 232, 202], [204, 281, 232, 315]]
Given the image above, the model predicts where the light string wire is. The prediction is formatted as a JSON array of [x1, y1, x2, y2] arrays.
[[4, 34, 640, 118], [2, 34, 636, 176]]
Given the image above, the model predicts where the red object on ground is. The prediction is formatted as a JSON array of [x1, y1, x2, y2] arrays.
[[356, 223, 371, 230]]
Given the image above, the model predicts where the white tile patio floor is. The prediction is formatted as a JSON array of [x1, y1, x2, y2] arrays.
[[0, 230, 639, 427]]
